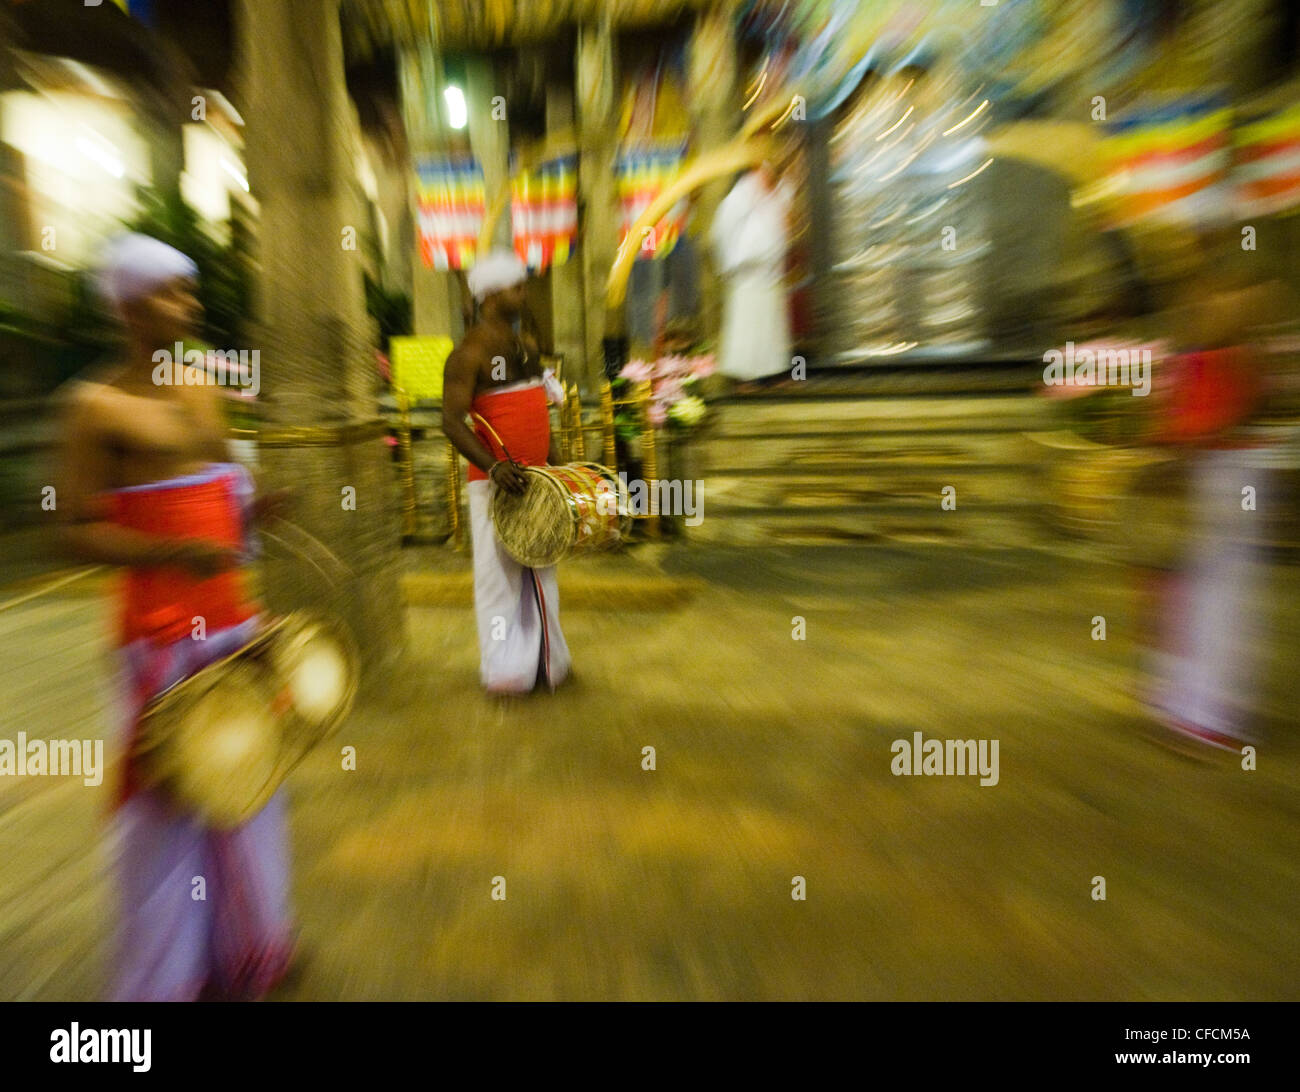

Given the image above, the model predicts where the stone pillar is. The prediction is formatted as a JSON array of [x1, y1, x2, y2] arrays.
[[145, 112, 185, 202], [576, 17, 618, 390], [805, 114, 834, 359], [400, 41, 461, 340], [139, 35, 194, 204], [365, 131, 413, 295], [465, 57, 510, 251], [688, 3, 739, 343], [546, 83, 587, 382], [236, 0, 404, 675]]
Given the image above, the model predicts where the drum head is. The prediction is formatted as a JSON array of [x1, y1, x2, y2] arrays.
[[272, 614, 359, 746], [492, 468, 576, 568], [137, 664, 282, 830]]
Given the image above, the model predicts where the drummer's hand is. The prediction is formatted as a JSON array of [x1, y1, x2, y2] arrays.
[[174, 541, 241, 579], [489, 460, 529, 496]]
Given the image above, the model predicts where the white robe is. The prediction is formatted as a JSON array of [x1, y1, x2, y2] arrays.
[[711, 172, 794, 381], [468, 480, 571, 692]]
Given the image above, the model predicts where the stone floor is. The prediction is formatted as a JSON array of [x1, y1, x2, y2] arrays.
[[0, 544, 1297, 1000]]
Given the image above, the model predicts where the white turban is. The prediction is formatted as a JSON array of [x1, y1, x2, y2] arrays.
[[467, 248, 527, 303], [97, 233, 198, 315]]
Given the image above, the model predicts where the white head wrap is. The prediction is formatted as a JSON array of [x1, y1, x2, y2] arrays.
[[97, 233, 198, 316], [467, 247, 527, 303]]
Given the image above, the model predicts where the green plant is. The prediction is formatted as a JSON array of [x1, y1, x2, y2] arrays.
[[364, 272, 412, 351], [1, 278, 113, 393], [123, 187, 251, 348]]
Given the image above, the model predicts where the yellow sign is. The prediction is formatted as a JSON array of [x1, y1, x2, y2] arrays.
[[391, 336, 454, 401]]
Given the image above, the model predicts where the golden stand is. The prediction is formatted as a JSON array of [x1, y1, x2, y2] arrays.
[[605, 378, 660, 537], [599, 379, 617, 468], [393, 386, 418, 539]]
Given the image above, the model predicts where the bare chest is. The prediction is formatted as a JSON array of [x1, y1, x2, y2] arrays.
[[475, 332, 541, 394], [99, 388, 218, 487]]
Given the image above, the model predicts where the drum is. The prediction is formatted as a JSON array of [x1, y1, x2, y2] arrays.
[[491, 462, 632, 567], [133, 611, 358, 829], [134, 651, 284, 829], [269, 612, 359, 758]]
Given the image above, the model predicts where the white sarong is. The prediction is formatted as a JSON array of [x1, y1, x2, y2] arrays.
[[468, 479, 571, 692]]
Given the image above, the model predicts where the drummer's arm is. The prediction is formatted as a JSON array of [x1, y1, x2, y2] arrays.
[[441, 349, 500, 474]]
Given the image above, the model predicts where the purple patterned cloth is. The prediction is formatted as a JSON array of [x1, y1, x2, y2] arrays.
[[109, 617, 296, 1002], [1145, 449, 1270, 750]]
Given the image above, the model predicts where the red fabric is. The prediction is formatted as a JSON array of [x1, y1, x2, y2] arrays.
[[466, 384, 551, 482], [110, 471, 258, 646], [1156, 347, 1261, 448]]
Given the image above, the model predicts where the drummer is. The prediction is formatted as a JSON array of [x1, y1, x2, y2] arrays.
[[54, 233, 296, 1000], [442, 248, 571, 694]]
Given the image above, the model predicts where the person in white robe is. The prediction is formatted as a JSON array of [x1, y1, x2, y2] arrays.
[[710, 162, 795, 385]]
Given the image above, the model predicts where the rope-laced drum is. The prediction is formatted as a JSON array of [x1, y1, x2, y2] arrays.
[[469, 410, 633, 568], [133, 645, 282, 829], [134, 611, 358, 829], [491, 462, 632, 568]]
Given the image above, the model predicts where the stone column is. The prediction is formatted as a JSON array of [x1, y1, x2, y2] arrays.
[[144, 110, 185, 204], [576, 17, 618, 391], [465, 57, 510, 252], [546, 83, 587, 382], [236, 0, 404, 675], [805, 114, 834, 360], [365, 130, 413, 295], [138, 35, 194, 206], [400, 41, 462, 340], [688, 3, 739, 343]]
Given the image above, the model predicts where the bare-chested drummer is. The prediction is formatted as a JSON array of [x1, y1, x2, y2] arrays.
[[54, 234, 294, 1001], [442, 248, 570, 694]]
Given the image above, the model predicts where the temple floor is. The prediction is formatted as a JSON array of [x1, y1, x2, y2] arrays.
[[1, 544, 1297, 1000]]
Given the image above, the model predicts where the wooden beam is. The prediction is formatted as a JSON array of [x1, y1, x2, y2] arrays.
[[343, 0, 714, 54]]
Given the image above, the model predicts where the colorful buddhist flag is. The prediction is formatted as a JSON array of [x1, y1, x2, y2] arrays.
[[616, 141, 688, 260], [1234, 103, 1300, 219], [510, 154, 578, 272], [415, 157, 486, 270], [1102, 96, 1233, 228]]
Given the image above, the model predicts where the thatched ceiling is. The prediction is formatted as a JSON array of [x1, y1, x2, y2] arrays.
[[341, 0, 719, 56]]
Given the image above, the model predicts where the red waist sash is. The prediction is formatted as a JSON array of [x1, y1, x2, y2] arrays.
[[1157, 347, 1261, 447], [467, 383, 551, 482], [110, 467, 259, 646]]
